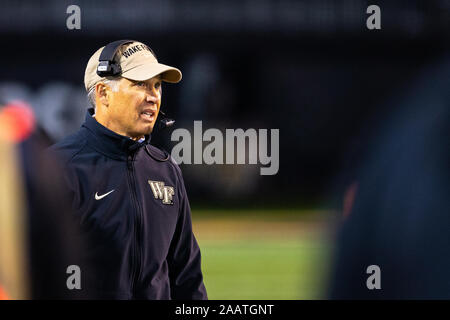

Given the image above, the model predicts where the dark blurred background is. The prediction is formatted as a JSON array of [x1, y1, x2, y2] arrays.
[[1, 0, 449, 300], [1, 0, 449, 208]]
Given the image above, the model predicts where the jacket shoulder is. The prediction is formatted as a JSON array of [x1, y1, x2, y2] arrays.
[[47, 129, 89, 165]]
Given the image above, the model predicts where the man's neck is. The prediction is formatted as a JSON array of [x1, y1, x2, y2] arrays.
[[93, 112, 144, 141]]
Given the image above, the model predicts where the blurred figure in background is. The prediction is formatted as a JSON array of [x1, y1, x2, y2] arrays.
[[0, 101, 89, 299], [329, 56, 450, 299]]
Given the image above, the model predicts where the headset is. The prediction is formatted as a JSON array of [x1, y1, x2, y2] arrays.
[[96, 39, 175, 130]]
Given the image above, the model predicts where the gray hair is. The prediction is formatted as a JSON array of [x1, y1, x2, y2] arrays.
[[87, 78, 121, 108]]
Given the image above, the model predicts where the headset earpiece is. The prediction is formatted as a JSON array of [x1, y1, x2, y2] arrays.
[[96, 39, 134, 77]]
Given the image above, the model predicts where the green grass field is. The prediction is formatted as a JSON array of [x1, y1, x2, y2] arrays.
[[192, 209, 332, 299]]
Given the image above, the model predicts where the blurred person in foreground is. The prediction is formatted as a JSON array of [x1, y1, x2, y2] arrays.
[[329, 57, 450, 299], [48, 40, 207, 299], [0, 101, 88, 299]]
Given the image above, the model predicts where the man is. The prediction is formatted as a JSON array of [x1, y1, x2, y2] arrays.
[[49, 41, 207, 299]]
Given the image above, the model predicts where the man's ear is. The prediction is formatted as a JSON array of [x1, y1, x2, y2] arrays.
[[95, 82, 109, 107]]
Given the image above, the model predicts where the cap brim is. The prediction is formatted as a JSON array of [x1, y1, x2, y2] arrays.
[[121, 63, 182, 83]]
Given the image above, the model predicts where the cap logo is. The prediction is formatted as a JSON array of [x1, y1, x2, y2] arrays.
[[122, 44, 153, 59]]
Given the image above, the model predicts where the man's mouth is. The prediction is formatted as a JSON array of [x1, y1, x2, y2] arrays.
[[140, 110, 156, 122]]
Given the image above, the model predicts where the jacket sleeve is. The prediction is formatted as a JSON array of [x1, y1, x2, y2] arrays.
[[167, 164, 208, 300]]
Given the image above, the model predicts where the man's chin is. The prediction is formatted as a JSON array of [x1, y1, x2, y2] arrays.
[[141, 124, 155, 136]]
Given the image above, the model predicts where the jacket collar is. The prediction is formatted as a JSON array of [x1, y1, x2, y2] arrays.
[[82, 108, 151, 159]]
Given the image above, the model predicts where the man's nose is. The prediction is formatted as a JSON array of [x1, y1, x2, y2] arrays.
[[146, 88, 160, 103]]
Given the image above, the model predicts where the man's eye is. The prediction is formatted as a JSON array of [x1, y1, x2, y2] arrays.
[[155, 82, 161, 89], [136, 82, 146, 87]]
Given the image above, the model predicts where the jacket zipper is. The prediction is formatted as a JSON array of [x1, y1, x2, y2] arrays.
[[127, 153, 143, 296]]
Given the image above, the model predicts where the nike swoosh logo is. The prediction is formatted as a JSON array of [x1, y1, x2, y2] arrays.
[[95, 189, 115, 200]]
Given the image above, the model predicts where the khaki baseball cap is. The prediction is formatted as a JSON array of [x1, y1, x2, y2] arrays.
[[84, 41, 182, 91]]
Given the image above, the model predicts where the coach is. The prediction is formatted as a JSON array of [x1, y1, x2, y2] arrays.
[[49, 40, 207, 299]]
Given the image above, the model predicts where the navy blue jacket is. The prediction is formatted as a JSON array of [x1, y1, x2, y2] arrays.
[[49, 109, 207, 300]]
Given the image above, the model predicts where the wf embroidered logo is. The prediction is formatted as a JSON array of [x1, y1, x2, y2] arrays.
[[148, 180, 174, 205]]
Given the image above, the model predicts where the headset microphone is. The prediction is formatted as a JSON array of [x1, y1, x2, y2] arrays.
[[157, 110, 175, 130]]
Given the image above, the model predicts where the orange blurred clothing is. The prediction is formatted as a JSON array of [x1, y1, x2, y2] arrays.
[[0, 102, 35, 143], [0, 285, 9, 300]]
